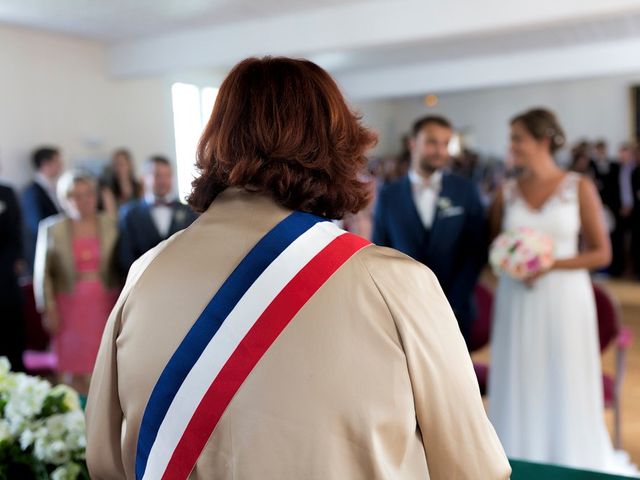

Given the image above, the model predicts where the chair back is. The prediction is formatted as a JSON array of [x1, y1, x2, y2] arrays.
[[21, 282, 50, 351], [470, 283, 493, 352], [592, 282, 621, 352]]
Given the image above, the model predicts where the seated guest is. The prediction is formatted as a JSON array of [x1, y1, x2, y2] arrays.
[[22, 147, 63, 271], [34, 170, 120, 395], [117, 156, 197, 276], [0, 182, 26, 371], [100, 148, 143, 215], [86, 56, 510, 480]]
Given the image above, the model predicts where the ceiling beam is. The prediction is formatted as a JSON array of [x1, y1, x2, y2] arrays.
[[107, 0, 640, 77], [335, 37, 640, 99]]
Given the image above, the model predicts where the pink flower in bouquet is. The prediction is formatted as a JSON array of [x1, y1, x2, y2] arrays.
[[489, 228, 555, 280]]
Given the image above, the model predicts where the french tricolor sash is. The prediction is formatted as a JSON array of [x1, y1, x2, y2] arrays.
[[135, 211, 371, 479]]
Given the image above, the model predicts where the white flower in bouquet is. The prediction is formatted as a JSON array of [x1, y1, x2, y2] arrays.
[[45, 439, 72, 465], [51, 462, 83, 480], [4, 373, 51, 435], [19, 426, 36, 450], [45, 414, 68, 439], [49, 384, 81, 412], [0, 357, 11, 379], [0, 418, 12, 442], [63, 411, 87, 452], [0, 357, 15, 394], [490, 227, 555, 280], [0, 356, 89, 478]]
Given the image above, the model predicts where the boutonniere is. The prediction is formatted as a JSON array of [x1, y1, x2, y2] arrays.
[[437, 197, 452, 210], [175, 210, 187, 224], [437, 197, 465, 218]]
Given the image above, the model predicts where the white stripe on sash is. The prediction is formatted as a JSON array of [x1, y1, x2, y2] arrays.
[[142, 221, 344, 480]]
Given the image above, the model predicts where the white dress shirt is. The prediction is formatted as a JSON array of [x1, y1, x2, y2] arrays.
[[409, 169, 442, 229], [145, 193, 174, 239]]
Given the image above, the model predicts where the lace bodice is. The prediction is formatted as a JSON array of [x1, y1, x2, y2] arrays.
[[502, 173, 581, 260]]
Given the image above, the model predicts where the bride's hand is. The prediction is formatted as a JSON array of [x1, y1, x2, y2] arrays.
[[523, 262, 555, 287]]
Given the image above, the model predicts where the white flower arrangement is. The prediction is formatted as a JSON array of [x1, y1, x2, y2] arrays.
[[0, 357, 88, 480]]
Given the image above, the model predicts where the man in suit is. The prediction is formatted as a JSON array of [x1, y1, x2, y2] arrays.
[[0, 182, 26, 371], [606, 144, 636, 277], [118, 156, 198, 276], [373, 115, 486, 345], [22, 147, 63, 270], [632, 159, 640, 280]]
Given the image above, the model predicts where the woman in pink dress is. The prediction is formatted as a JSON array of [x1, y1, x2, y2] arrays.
[[34, 169, 121, 394]]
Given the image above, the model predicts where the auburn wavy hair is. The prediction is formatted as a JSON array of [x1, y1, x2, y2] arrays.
[[188, 56, 377, 219]]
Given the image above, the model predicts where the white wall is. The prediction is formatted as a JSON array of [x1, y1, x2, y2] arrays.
[[0, 25, 173, 189], [355, 74, 640, 161], [3, 22, 639, 190]]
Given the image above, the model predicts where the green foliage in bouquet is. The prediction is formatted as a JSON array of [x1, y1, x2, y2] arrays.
[[0, 357, 89, 480]]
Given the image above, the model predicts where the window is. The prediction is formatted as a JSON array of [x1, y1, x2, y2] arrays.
[[171, 82, 218, 202]]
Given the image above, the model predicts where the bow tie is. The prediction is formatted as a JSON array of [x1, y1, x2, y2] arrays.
[[153, 199, 173, 207], [419, 178, 439, 190]]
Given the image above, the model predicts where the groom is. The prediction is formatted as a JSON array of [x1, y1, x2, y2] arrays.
[[372, 115, 486, 345]]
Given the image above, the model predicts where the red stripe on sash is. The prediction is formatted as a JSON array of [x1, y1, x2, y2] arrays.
[[162, 233, 370, 479]]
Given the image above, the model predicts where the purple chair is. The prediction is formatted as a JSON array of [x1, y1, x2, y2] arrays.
[[592, 282, 634, 449], [470, 283, 492, 395], [20, 282, 57, 375]]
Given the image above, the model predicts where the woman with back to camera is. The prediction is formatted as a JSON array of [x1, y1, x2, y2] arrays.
[[489, 108, 637, 475], [85, 56, 510, 479]]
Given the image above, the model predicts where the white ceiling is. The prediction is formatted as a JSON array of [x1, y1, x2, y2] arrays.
[[3, 0, 640, 98], [0, 0, 373, 41], [327, 12, 640, 74]]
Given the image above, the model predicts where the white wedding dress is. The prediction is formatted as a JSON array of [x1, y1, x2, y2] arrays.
[[489, 173, 637, 476]]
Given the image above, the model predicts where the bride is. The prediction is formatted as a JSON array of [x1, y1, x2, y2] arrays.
[[488, 108, 637, 475]]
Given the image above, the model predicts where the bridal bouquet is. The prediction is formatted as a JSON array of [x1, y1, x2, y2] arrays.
[[489, 227, 555, 280], [0, 357, 88, 480]]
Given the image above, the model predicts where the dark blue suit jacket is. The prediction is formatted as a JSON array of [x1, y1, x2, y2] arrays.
[[117, 199, 198, 276], [372, 173, 487, 343], [0, 184, 23, 303], [21, 182, 60, 270], [1, 184, 26, 370]]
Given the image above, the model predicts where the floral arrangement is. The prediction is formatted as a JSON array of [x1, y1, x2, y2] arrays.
[[489, 227, 555, 280], [0, 357, 88, 480]]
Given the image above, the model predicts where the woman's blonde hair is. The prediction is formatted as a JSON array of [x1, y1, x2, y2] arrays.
[[56, 169, 97, 213]]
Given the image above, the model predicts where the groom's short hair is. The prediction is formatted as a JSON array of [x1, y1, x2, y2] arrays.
[[412, 115, 452, 137]]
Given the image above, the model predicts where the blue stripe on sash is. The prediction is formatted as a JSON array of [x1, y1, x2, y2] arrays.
[[135, 211, 325, 479]]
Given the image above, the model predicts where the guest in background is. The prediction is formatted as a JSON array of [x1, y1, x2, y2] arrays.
[[34, 170, 120, 395], [100, 148, 143, 216], [22, 147, 63, 271], [117, 156, 198, 276], [610, 144, 636, 276], [570, 147, 592, 175], [587, 140, 617, 238], [451, 148, 481, 180], [0, 182, 26, 371], [373, 115, 487, 345], [591, 140, 612, 177], [632, 159, 640, 279]]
